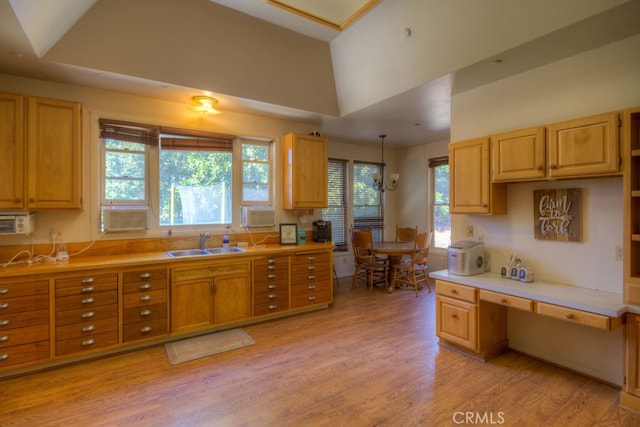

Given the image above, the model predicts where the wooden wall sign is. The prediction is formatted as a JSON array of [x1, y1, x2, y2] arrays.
[[534, 188, 581, 242]]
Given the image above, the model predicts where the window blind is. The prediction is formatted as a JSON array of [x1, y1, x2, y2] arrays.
[[323, 158, 348, 251], [353, 160, 384, 241]]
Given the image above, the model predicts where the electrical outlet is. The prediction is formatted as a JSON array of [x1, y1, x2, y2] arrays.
[[49, 228, 63, 242], [616, 246, 623, 261], [466, 225, 474, 237]]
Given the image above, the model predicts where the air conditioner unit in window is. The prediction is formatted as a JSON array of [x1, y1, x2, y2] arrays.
[[241, 206, 275, 227], [102, 206, 149, 232]]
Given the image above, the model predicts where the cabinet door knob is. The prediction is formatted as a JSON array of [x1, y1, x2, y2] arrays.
[[451, 313, 458, 319], [565, 313, 575, 320], [549, 164, 557, 169], [500, 298, 508, 304]]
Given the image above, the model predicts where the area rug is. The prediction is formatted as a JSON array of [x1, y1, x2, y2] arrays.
[[165, 329, 255, 365]]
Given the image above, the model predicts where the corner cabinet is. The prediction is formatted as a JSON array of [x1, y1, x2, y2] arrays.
[[449, 136, 507, 214], [282, 133, 328, 210], [0, 93, 83, 211], [624, 107, 640, 304]]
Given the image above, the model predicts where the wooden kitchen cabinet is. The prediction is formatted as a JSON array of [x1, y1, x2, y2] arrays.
[[623, 107, 640, 304], [171, 260, 251, 333], [622, 313, 640, 411], [282, 133, 328, 210], [546, 112, 620, 179], [122, 267, 169, 342], [435, 280, 507, 360], [449, 136, 507, 214], [291, 250, 333, 308], [253, 255, 290, 316], [0, 93, 25, 210], [0, 93, 83, 210], [491, 127, 546, 182]]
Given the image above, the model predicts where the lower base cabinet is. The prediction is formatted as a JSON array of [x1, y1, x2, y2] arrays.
[[622, 313, 640, 411]]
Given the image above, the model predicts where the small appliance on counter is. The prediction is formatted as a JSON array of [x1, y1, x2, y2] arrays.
[[312, 220, 331, 242], [447, 240, 485, 276]]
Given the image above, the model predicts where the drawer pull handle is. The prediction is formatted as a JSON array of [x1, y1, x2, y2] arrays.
[[0, 320, 9, 326], [81, 286, 95, 293], [81, 325, 95, 332], [0, 303, 9, 309], [268, 259, 276, 264], [140, 310, 152, 317], [267, 284, 277, 290], [451, 313, 458, 319], [308, 266, 316, 270], [81, 277, 95, 284], [0, 288, 8, 295], [268, 274, 277, 279], [308, 285, 316, 290], [140, 326, 153, 333], [139, 273, 152, 279], [308, 256, 316, 261], [268, 266, 276, 270], [268, 293, 277, 299], [308, 296, 316, 301], [0, 354, 8, 361], [565, 313, 575, 320], [269, 304, 277, 310], [0, 335, 8, 342], [140, 284, 152, 291], [81, 311, 95, 319], [308, 275, 316, 280], [500, 298, 508, 304], [140, 295, 152, 302], [81, 338, 95, 346], [81, 297, 95, 304]]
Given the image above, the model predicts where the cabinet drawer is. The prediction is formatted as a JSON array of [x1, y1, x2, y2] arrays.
[[123, 268, 167, 283], [292, 280, 331, 296], [55, 317, 118, 341], [535, 302, 619, 331], [173, 262, 250, 280], [55, 304, 118, 326], [291, 289, 331, 308], [56, 280, 117, 297], [254, 257, 289, 271], [56, 291, 117, 311], [123, 279, 167, 294], [56, 274, 117, 290], [123, 318, 168, 342], [435, 280, 477, 303], [0, 293, 49, 314], [292, 269, 330, 285], [436, 295, 477, 351], [254, 291, 288, 305], [254, 269, 288, 282], [56, 331, 119, 356], [479, 290, 533, 312], [254, 280, 287, 293], [0, 280, 48, 298], [0, 341, 50, 369], [292, 252, 329, 265], [123, 289, 167, 307], [123, 303, 167, 324], [254, 301, 289, 316], [0, 324, 49, 349], [0, 309, 49, 331]]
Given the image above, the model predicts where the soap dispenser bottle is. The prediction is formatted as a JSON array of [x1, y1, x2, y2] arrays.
[[223, 227, 230, 248]]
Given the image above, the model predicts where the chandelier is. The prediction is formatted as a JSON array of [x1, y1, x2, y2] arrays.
[[372, 134, 399, 191]]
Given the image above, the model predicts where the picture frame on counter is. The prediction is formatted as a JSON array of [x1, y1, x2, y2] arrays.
[[279, 223, 298, 245]]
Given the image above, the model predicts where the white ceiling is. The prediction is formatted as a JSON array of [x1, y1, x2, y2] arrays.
[[0, 0, 639, 147]]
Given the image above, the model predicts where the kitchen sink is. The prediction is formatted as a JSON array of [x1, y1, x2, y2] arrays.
[[167, 247, 247, 258]]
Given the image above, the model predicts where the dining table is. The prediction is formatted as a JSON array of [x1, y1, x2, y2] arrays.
[[373, 241, 417, 292]]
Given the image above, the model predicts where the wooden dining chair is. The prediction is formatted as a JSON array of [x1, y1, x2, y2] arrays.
[[351, 229, 388, 295], [396, 225, 418, 242], [390, 231, 432, 297]]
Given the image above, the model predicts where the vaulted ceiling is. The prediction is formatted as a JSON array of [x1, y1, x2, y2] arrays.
[[0, 0, 639, 147]]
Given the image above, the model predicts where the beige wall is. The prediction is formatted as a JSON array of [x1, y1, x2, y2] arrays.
[[395, 34, 640, 385]]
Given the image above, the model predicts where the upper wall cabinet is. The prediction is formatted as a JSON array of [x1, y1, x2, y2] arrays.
[[492, 127, 546, 182], [0, 93, 83, 211], [0, 93, 25, 210], [547, 112, 620, 179], [282, 133, 328, 210], [450, 137, 507, 215], [623, 107, 640, 305]]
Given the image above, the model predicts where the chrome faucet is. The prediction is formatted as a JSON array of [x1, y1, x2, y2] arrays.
[[199, 232, 211, 250]]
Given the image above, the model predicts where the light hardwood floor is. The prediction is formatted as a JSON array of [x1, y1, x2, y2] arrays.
[[2, 278, 640, 426]]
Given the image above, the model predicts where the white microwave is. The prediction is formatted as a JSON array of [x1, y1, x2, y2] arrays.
[[0, 213, 35, 235]]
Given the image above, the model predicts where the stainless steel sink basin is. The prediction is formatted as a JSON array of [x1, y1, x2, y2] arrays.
[[166, 249, 211, 258], [167, 247, 247, 258], [205, 247, 247, 254]]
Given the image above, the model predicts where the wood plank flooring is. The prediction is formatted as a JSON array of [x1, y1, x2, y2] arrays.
[[2, 278, 640, 426]]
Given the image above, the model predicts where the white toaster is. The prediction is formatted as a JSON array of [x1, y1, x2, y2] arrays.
[[447, 241, 485, 276]]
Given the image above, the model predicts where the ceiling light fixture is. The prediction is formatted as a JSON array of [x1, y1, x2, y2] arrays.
[[192, 95, 220, 115], [372, 134, 399, 192]]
